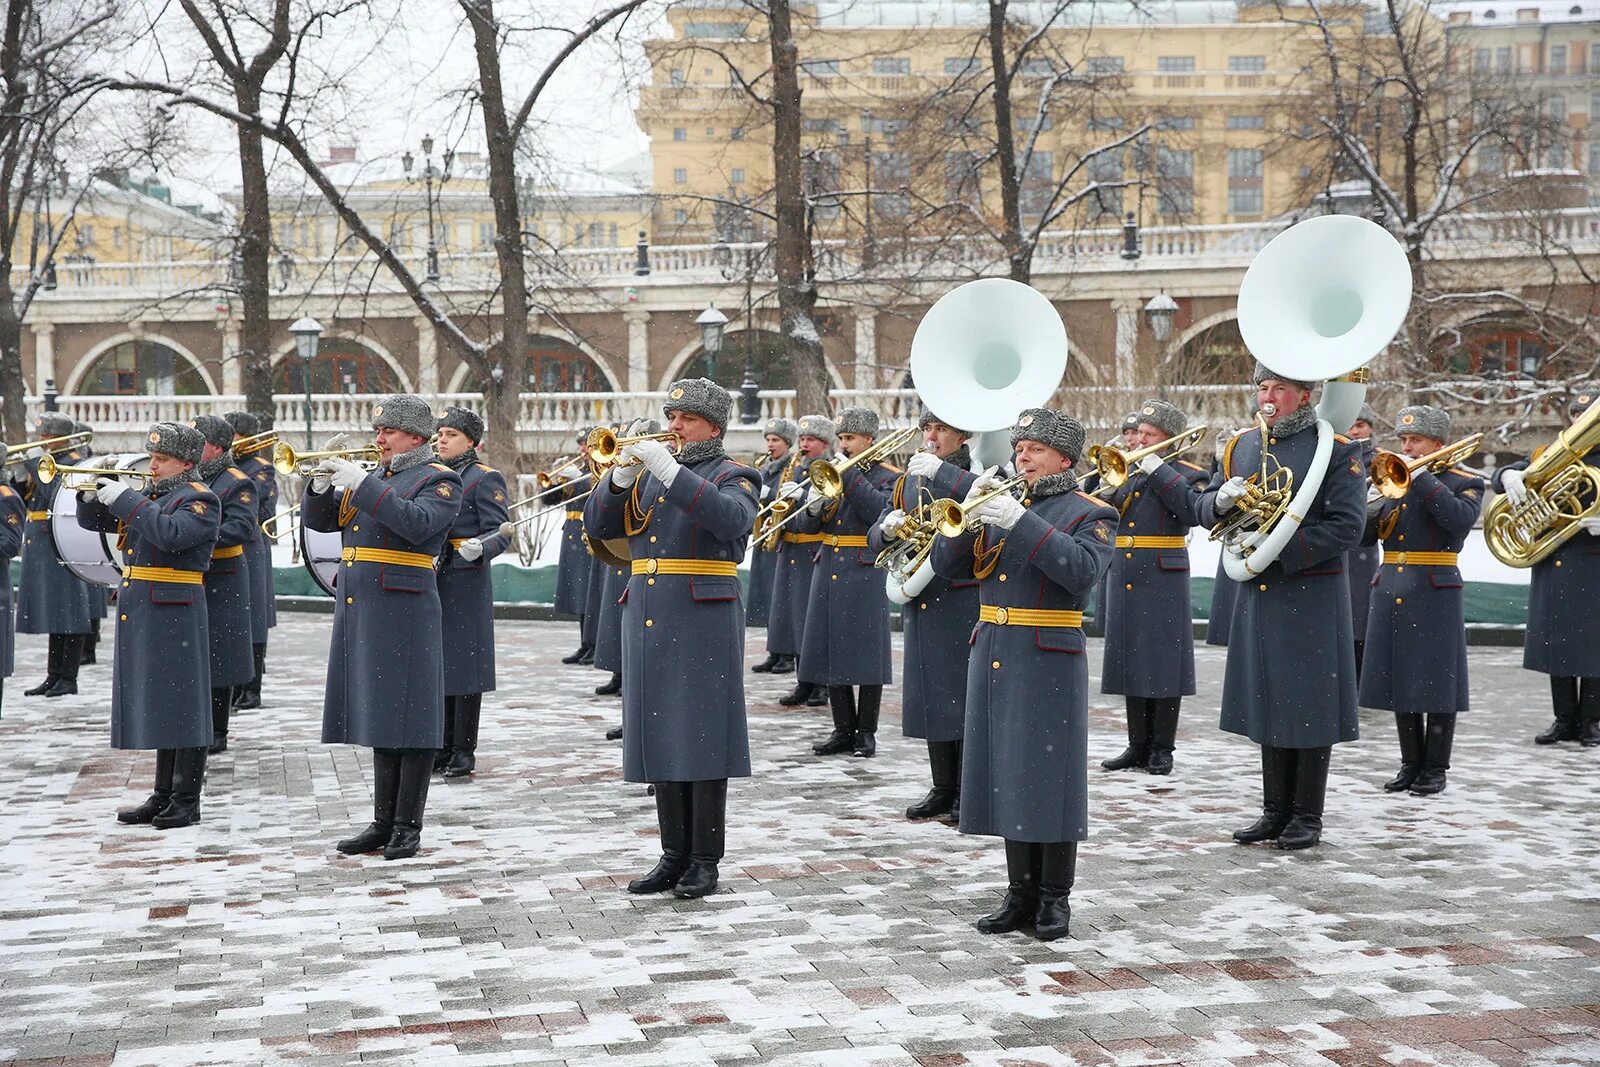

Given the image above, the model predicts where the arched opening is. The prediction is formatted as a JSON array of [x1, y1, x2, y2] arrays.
[[78, 339, 211, 395], [1167, 318, 1252, 386], [682, 329, 792, 391], [528, 334, 613, 392], [1434, 321, 1561, 377], [272, 337, 403, 394]]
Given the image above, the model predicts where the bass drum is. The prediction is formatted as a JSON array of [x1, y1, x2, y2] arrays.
[[297, 518, 343, 597], [50, 452, 148, 587]]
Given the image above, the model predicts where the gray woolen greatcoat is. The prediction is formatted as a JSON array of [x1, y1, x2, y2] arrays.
[[1197, 422, 1366, 748], [1345, 439, 1380, 641], [238, 453, 278, 638], [14, 451, 93, 635], [764, 528, 818, 657], [303, 458, 461, 750], [438, 462, 511, 696], [1101, 458, 1210, 699], [592, 560, 629, 674], [793, 462, 898, 686], [201, 465, 258, 688], [584, 454, 760, 784], [868, 458, 982, 741], [553, 474, 596, 616], [1206, 558, 1238, 646], [78, 479, 220, 749], [932, 485, 1118, 842], [0, 483, 24, 679], [1358, 466, 1484, 715], [744, 455, 790, 626], [1495, 452, 1600, 677], [581, 549, 607, 645]]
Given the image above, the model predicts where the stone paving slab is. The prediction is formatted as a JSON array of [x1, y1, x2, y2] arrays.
[[0, 617, 1597, 1066]]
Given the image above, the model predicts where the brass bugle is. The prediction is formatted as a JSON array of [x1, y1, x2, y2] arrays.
[[233, 430, 279, 458], [1369, 433, 1484, 500], [932, 474, 1029, 537], [1087, 425, 1210, 489], [36, 454, 149, 489], [585, 427, 683, 470], [4, 431, 93, 465], [273, 441, 383, 476], [498, 486, 596, 536]]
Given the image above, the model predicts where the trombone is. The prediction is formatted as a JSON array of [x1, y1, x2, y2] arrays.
[[273, 441, 383, 477], [537, 453, 584, 488], [233, 430, 278, 458], [1369, 433, 1484, 500], [4, 431, 93, 466], [261, 506, 300, 539], [36, 454, 149, 491], [759, 426, 921, 541], [1086, 425, 1210, 489]]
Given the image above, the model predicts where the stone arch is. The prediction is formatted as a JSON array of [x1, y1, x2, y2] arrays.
[[466, 327, 624, 393], [67, 332, 218, 395], [1163, 308, 1240, 370], [269, 332, 411, 392], [660, 320, 847, 391]]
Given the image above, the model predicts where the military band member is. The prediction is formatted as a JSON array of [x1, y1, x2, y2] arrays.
[[1099, 399, 1209, 776], [770, 416, 833, 707], [189, 416, 258, 755], [73, 420, 106, 666], [12, 412, 94, 696], [1359, 406, 1483, 795], [224, 412, 277, 710], [1198, 364, 1365, 851], [932, 408, 1116, 940], [1345, 406, 1381, 676], [583, 378, 760, 899], [1205, 427, 1243, 649], [1089, 412, 1142, 634], [304, 395, 462, 860], [0, 479, 25, 710], [870, 407, 981, 817], [793, 407, 898, 758], [78, 422, 219, 828], [433, 407, 511, 778], [747, 417, 796, 648], [595, 419, 662, 711], [1496, 391, 1600, 748], [555, 427, 597, 665]]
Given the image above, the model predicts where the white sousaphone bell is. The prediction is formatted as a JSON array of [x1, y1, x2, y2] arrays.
[[886, 279, 1069, 602], [1221, 213, 1413, 581]]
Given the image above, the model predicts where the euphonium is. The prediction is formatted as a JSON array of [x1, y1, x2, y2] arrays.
[[272, 441, 383, 476], [1087, 425, 1210, 489], [4, 431, 92, 465], [1208, 412, 1296, 547], [35, 454, 150, 490], [1369, 433, 1484, 501], [1484, 403, 1600, 567]]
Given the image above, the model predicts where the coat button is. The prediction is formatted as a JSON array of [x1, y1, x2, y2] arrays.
[[992, 660, 1001, 669], [1126, 552, 1133, 559], [649, 535, 657, 543], [919, 603, 927, 610], [353, 525, 359, 531], [998, 574, 1007, 581], [647, 577, 655, 585], [346, 597, 354, 604], [122, 581, 130, 588], [120, 613, 128, 621], [1126, 521, 1136, 528], [831, 574, 838, 580], [1133, 491, 1141, 498], [657, 496, 665, 503], [645, 619, 654, 627], [1258, 583, 1268, 591], [1395, 597, 1403, 604], [1555, 560, 1563, 568], [1125, 583, 1133, 590]]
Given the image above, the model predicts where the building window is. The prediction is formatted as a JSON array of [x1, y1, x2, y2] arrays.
[[1019, 150, 1053, 219], [873, 56, 910, 75], [1157, 147, 1194, 215], [944, 56, 979, 76], [1592, 91, 1600, 118], [1589, 141, 1600, 173], [731, 127, 745, 140], [1473, 48, 1490, 73], [1548, 95, 1568, 121], [730, 168, 745, 184], [804, 150, 841, 218], [705, 127, 715, 137], [1087, 149, 1124, 218], [684, 21, 742, 38], [802, 117, 840, 134], [1157, 56, 1195, 72], [1227, 114, 1266, 130], [478, 221, 494, 249], [1228, 55, 1266, 72], [673, 168, 687, 184], [1086, 56, 1124, 73], [1158, 114, 1195, 131], [1227, 148, 1264, 215], [802, 59, 839, 78], [1087, 115, 1123, 131], [1018, 113, 1053, 132], [669, 68, 685, 87], [873, 151, 911, 216], [673, 127, 687, 141], [673, 208, 688, 223], [1496, 47, 1512, 72], [1018, 57, 1054, 76], [1592, 43, 1600, 73], [530, 336, 611, 393], [1479, 141, 1503, 176], [944, 150, 984, 205], [81, 340, 211, 396], [1550, 45, 1567, 74]]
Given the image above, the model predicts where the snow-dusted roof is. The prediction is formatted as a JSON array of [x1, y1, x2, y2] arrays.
[[809, 0, 1245, 28], [1435, 0, 1600, 25]]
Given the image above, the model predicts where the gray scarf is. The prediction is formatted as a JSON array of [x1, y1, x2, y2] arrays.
[[1030, 470, 1079, 499], [679, 438, 727, 467], [945, 444, 973, 472], [443, 447, 480, 473], [148, 472, 192, 498], [196, 451, 235, 484], [1270, 404, 1320, 440], [388, 443, 435, 474]]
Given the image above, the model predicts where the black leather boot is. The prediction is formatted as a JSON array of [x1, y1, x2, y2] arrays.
[[907, 740, 960, 819], [385, 751, 434, 859], [805, 686, 828, 707], [1277, 746, 1331, 850], [751, 652, 781, 673], [152, 747, 207, 829], [44, 634, 82, 696], [234, 644, 266, 710], [852, 686, 881, 757], [208, 687, 232, 754], [813, 686, 857, 754], [435, 697, 457, 773], [338, 749, 400, 854], [778, 680, 813, 707], [1384, 713, 1424, 792], [561, 637, 592, 664], [576, 645, 595, 665], [673, 779, 727, 898], [1145, 698, 1180, 776], [1101, 696, 1151, 771], [975, 840, 1038, 933], [629, 781, 690, 893], [1409, 715, 1456, 796], [1234, 745, 1293, 843], [82, 618, 99, 664], [25, 635, 61, 696], [605, 723, 623, 740], [118, 748, 176, 824], [1535, 676, 1582, 744], [443, 694, 480, 778], [1033, 842, 1076, 941], [1579, 678, 1600, 747], [595, 672, 622, 696], [769, 653, 796, 675]]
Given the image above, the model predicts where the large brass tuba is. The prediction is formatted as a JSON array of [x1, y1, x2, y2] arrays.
[[1484, 404, 1600, 567]]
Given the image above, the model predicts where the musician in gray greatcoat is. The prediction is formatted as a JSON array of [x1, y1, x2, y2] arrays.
[[77, 422, 219, 829], [1099, 399, 1209, 777], [932, 408, 1117, 941], [189, 416, 258, 756], [1358, 405, 1484, 796], [870, 406, 980, 819], [555, 428, 597, 664], [595, 419, 662, 711], [584, 378, 760, 901], [746, 417, 796, 641], [433, 406, 511, 778], [792, 407, 898, 758], [303, 395, 462, 861], [0, 481, 25, 710], [769, 416, 832, 706], [73, 420, 107, 666], [1197, 364, 1366, 852], [1344, 406, 1381, 675], [224, 412, 277, 710], [12, 413, 94, 697], [1205, 426, 1244, 648], [1495, 390, 1600, 748]]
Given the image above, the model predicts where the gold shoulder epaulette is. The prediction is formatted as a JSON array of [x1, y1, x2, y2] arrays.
[[227, 467, 247, 480], [1334, 432, 1351, 444], [0, 484, 13, 497], [1074, 490, 1110, 508], [476, 463, 495, 473], [430, 462, 451, 472], [189, 481, 207, 492], [1177, 459, 1206, 472]]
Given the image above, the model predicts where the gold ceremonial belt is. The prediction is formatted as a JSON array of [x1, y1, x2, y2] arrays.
[[1382, 551, 1459, 566], [123, 565, 203, 585], [449, 538, 470, 548], [979, 605, 1084, 628], [1114, 536, 1186, 549], [631, 558, 739, 577], [782, 532, 825, 544], [341, 547, 436, 569], [565, 510, 583, 520], [211, 544, 245, 560], [26, 510, 49, 521], [821, 534, 869, 548]]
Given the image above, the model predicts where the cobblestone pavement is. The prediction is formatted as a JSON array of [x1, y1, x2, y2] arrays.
[[1, 616, 1597, 1067]]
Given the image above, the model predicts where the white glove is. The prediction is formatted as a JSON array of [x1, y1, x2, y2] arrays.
[[1581, 516, 1600, 537], [778, 480, 807, 500], [1499, 467, 1528, 507], [457, 537, 484, 561], [906, 451, 943, 479], [1366, 483, 1383, 504], [831, 452, 847, 467], [880, 509, 908, 537], [805, 492, 829, 516], [963, 467, 1002, 505], [310, 469, 333, 494], [609, 462, 640, 489], [323, 456, 367, 492], [626, 438, 680, 487], [25, 446, 43, 461], [95, 477, 130, 507], [973, 492, 1024, 530], [1137, 452, 1164, 476], [1215, 475, 1249, 513]]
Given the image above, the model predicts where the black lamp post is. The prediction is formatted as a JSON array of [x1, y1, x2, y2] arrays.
[[289, 315, 323, 449], [402, 134, 453, 283], [695, 305, 728, 385], [1143, 293, 1178, 399], [1121, 211, 1142, 261]]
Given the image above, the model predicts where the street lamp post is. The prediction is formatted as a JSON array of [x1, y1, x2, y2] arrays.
[[402, 135, 453, 283], [1143, 293, 1178, 399], [289, 316, 324, 449], [695, 305, 729, 385]]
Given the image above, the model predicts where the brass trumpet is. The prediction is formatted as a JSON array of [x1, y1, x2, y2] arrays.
[[232, 430, 279, 458], [585, 427, 683, 471], [273, 441, 383, 476], [1086, 425, 1210, 489], [929, 474, 1029, 537], [36, 454, 149, 491], [4, 431, 93, 466], [1369, 433, 1484, 501]]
